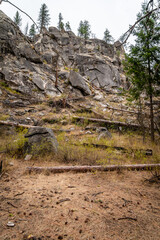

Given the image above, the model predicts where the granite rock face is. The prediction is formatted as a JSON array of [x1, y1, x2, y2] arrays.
[[0, 10, 41, 62], [69, 70, 91, 95], [0, 10, 126, 103]]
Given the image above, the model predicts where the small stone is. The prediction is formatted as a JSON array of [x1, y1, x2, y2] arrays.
[[7, 221, 15, 227], [8, 162, 14, 166], [24, 155, 32, 161], [58, 236, 63, 240], [84, 218, 89, 223], [84, 196, 90, 202], [85, 131, 92, 134]]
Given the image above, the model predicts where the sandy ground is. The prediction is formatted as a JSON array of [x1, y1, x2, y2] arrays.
[[0, 160, 160, 240]]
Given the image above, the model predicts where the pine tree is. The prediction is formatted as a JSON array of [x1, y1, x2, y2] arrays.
[[124, 2, 160, 141], [65, 21, 71, 31], [83, 20, 91, 39], [37, 3, 50, 32], [14, 11, 22, 27], [58, 13, 64, 31], [29, 24, 36, 38], [78, 20, 91, 39], [78, 21, 84, 37], [103, 28, 114, 43]]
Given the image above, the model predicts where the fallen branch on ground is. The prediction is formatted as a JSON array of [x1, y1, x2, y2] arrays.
[[26, 164, 160, 174], [73, 116, 146, 130], [118, 217, 137, 221], [81, 143, 152, 156], [0, 120, 38, 129]]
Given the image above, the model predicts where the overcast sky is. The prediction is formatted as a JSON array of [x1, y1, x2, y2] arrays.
[[0, 0, 145, 41]]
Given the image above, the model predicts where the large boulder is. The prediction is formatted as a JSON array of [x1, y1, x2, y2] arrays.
[[75, 54, 121, 89], [69, 70, 91, 95], [24, 127, 58, 155]]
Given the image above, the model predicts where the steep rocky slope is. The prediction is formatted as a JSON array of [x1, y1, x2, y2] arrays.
[[0, 10, 159, 131], [0, 10, 126, 101]]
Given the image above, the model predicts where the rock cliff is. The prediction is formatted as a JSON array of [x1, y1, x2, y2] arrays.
[[0, 10, 126, 103]]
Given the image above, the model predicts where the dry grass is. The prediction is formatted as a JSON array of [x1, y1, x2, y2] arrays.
[[0, 126, 159, 166]]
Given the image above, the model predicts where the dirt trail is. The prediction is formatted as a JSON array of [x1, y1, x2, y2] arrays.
[[0, 160, 160, 240]]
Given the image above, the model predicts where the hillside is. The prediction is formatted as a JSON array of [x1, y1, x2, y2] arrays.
[[0, 10, 160, 240]]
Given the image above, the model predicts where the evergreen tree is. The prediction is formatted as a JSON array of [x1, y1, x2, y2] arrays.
[[29, 24, 36, 38], [124, 2, 160, 141], [14, 11, 22, 27], [83, 20, 91, 39], [78, 20, 91, 39], [24, 23, 29, 36], [58, 13, 64, 31], [78, 20, 84, 37], [65, 21, 71, 31], [103, 28, 114, 43], [37, 3, 50, 32]]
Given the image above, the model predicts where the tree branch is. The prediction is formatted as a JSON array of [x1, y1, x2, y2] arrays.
[[1, 0, 39, 31], [118, 7, 158, 46]]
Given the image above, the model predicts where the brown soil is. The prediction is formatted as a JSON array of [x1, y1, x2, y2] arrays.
[[0, 160, 160, 240]]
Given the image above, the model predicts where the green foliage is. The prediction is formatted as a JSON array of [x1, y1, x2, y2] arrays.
[[124, 2, 160, 98], [13, 11, 22, 27], [5, 129, 28, 158], [0, 81, 20, 95], [29, 24, 36, 38], [0, 81, 8, 88], [30, 140, 55, 157], [78, 20, 91, 39], [123, 1, 160, 141], [58, 13, 64, 31], [0, 114, 9, 121], [37, 3, 50, 32], [103, 28, 114, 43], [65, 21, 72, 31]]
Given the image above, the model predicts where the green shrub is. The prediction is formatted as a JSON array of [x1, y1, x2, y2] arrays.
[[5, 129, 28, 157]]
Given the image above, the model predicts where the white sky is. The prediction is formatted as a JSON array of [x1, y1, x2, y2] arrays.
[[0, 0, 144, 41]]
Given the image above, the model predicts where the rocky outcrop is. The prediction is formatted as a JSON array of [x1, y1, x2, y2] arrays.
[[75, 53, 121, 89], [0, 10, 126, 103], [0, 10, 41, 63], [34, 27, 126, 93], [0, 11, 62, 99]]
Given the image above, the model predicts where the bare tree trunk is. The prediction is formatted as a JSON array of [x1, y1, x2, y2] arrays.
[[148, 58, 154, 142], [149, 92, 155, 142], [137, 99, 146, 143], [147, 29, 155, 142]]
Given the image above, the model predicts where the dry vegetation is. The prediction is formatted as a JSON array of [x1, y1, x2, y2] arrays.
[[0, 95, 160, 240], [0, 123, 160, 167]]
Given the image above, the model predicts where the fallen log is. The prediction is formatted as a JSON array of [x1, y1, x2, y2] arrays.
[[73, 116, 144, 129], [81, 143, 152, 156], [106, 106, 139, 115], [26, 164, 160, 174], [0, 120, 38, 129], [0, 120, 76, 133]]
